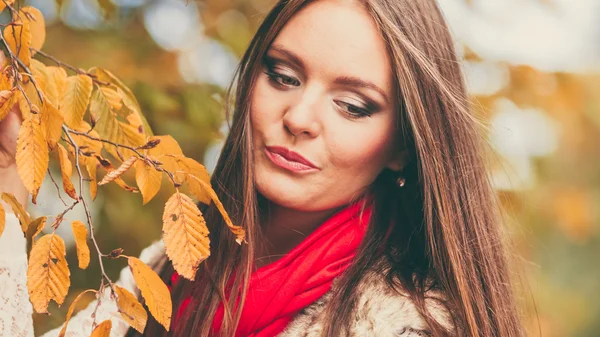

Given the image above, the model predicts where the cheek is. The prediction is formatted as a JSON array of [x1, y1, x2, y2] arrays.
[[328, 123, 395, 177], [250, 77, 282, 132]]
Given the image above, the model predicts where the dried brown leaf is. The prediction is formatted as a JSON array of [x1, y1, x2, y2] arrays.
[[98, 156, 137, 186]]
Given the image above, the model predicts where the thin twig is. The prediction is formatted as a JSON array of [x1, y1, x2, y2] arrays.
[[62, 125, 116, 328], [65, 126, 181, 187], [46, 167, 68, 207], [31, 48, 110, 86]]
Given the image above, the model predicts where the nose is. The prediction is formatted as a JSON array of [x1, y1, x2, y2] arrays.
[[282, 87, 322, 138]]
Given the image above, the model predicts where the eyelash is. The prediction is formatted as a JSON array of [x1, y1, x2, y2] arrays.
[[262, 65, 374, 119]]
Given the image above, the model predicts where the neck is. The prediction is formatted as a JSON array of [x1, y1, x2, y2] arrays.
[[255, 201, 344, 268]]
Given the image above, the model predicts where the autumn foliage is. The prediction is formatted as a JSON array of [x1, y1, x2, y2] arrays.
[[0, 2, 245, 334]]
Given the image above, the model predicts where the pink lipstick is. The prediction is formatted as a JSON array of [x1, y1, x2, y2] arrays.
[[265, 146, 318, 172]]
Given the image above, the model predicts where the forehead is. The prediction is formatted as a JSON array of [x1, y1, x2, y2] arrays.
[[271, 0, 392, 91]]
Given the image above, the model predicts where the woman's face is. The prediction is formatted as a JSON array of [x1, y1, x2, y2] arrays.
[[251, 0, 404, 212]]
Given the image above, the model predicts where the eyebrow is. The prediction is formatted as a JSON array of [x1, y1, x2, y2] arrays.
[[268, 44, 390, 104]]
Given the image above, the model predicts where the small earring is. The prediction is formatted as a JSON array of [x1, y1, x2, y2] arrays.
[[396, 176, 406, 188]]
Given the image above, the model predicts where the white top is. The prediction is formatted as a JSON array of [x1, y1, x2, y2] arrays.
[[0, 212, 166, 337]]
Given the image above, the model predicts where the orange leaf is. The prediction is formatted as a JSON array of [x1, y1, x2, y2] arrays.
[[98, 156, 137, 186], [58, 289, 97, 337], [71, 220, 90, 269], [86, 161, 98, 201], [41, 101, 64, 150], [60, 75, 93, 128], [183, 173, 246, 244], [1, 192, 31, 232], [4, 17, 32, 67], [163, 192, 210, 280], [128, 257, 172, 331], [0, 0, 15, 14], [27, 233, 70, 313], [135, 159, 161, 205], [25, 216, 46, 252], [16, 116, 48, 203], [56, 143, 77, 200], [90, 320, 112, 337], [0, 89, 17, 121], [20, 7, 45, 52], [115, 285, 148, 333], [46, 66, 68, 102]]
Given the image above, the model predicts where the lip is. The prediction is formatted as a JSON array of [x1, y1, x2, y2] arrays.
[[265, 146, 319, 172]]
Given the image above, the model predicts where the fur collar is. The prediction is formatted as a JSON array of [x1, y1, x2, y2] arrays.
[[278, 265, 454, 336]]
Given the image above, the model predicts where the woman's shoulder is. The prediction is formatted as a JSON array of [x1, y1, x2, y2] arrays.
[[279, 265, 454, 337]]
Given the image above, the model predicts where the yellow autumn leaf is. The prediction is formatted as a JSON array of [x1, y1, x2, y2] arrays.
[[60, 75, 93, 128], [0, 0, 15, 14], [46, 66, 68, 102], [0, 89, 16, 121], [20, 7, 46, 52], [95, 155, 139, 193], [128, 256, 172, 331], [1, 192, 31, 232], [0, 67, 14, 91], [115, 285, 148, 333], [98, 156, 137, 186], [175, 157, 212, 205], [135, 159, 161, 205], [68, 121, 103, 166], [0, 203, 5, 237], [163, 192, 210, 281], [89, 67, 154, 137], [25, 216, 46, 253], [16, 116, 49, 202], [29, 59, 53, 103], [71, 220, 90, 269], [58, 289, 97, 337], [89, 87, 145, 159], [148, 135, 184, 168], [148, 135, 183, 156], [27, 233, 70, 313], [41, 101, 64, 150], [90, 320, 112, 337], [86, 161, 98, 201], [17, 86, 38, 118], [56, 143, 77, 199], [4, 18, 32, 67], [182, 173, 246, 244]]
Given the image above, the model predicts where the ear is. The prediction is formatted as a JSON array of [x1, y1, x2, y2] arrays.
[[385, 149, 409, 172]]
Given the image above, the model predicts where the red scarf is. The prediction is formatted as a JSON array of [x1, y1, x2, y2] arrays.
[[169, 198, 372, 336]]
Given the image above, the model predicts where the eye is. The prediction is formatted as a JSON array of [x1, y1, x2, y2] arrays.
[[334, 100, 374, 119], [264, 70, 301, 87]]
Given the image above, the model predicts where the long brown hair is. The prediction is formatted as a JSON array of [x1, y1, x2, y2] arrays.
[[133, 0, 524, 336]]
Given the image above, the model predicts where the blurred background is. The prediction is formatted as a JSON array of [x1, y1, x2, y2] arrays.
[[9, 0, 598, 335]]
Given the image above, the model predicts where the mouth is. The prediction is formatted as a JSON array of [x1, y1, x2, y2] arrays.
[[265, 146, 319, 172]]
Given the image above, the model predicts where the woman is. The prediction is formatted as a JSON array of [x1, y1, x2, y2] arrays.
[[0, 0, 524, 336]]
